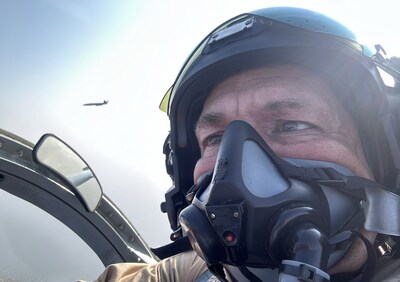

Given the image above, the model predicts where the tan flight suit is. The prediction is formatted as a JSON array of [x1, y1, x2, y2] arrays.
[[90, 250, 212, 282]]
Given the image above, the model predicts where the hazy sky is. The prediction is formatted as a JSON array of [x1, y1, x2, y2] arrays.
[[1, 0, 399, 249]]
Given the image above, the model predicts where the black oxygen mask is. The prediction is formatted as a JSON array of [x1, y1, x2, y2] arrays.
[[179, 120, 400, 281]]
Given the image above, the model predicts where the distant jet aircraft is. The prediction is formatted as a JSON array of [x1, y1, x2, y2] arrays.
[[83, 100, 109, 106]]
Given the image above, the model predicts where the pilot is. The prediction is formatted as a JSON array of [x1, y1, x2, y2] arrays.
[[93, 6, 400, 282]]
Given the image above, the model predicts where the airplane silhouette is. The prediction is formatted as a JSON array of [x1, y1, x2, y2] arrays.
[[83, 100, 109, 106]]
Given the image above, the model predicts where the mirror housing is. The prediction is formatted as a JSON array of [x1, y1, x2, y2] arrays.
[[33, 134, 103, 212]]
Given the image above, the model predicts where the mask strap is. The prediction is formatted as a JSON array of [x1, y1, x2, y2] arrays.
[[330, 230, 377, 282], [281, 164, 348, 186]]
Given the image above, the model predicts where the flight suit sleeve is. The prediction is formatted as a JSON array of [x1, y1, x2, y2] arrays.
[[89, 250, 209, 282]]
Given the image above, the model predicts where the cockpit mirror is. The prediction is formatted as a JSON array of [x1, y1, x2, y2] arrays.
[[33, 134, 102, 212]]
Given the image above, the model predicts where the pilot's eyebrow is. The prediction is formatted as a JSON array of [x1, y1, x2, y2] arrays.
[[264, 100, 304, 112], [195, 112, 225, 131], [195, 100, 304, 131]]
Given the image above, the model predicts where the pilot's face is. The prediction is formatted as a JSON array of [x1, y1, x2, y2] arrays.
[[194, 65, 372, 183], [193, 64, 375, 273]]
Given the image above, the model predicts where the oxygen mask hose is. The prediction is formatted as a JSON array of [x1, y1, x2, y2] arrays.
[[269, 206, 331, 281]]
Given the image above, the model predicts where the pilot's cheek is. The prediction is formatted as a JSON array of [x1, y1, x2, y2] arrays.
[[193, 156, 217, 184]]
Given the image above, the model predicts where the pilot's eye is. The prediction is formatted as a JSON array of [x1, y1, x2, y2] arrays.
[[206, 134, 222, 146], [281, 121, 312, 132]]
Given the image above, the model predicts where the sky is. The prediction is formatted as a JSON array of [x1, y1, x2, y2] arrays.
[[0, 0, 399, 251]]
